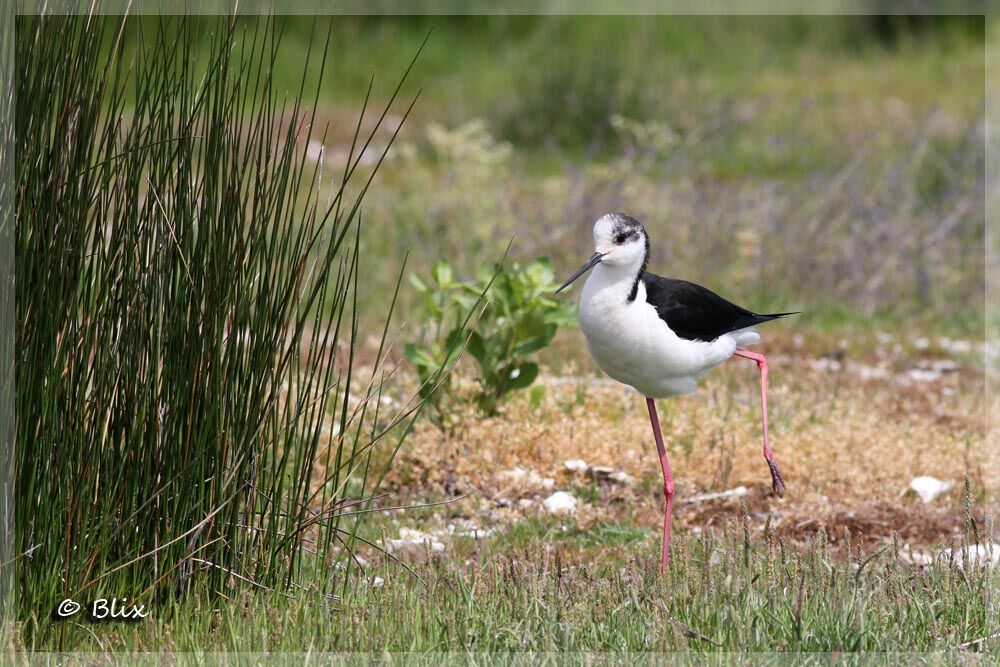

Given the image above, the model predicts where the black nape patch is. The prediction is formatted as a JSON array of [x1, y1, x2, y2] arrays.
[[611, 213, 649, 303]]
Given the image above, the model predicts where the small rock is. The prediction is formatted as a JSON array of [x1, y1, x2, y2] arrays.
[[588, 466, 634, 485], [541, 477, 555, 490], [542, 491, 578, 515], [683, 486, 748, 505], [517, 498, 534, 509], [397, 528, 430, 541], [456, 527, 494, 539], [564, 459, 588, 472], [907, 368, 942, 383], [384, 528, 446, 559], [907, 476, 954, 504], [903, 543, 1000, 570], [371, 576, 384, 588], [929, 359, 960, 373], [588, 465, 615, 480], [943, 544, 1000, 570], [899, 543, 933, 567], [609, 471, 635, 485], [852, 363, 890, 381], [587, 466, 635, 484], [446, 519, 495, 539], [498, 467, 547, 489], [811, 358, 842, 372], [937, 337, 971, 355]]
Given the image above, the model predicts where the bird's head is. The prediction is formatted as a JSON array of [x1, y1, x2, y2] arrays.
[[556, 213, 649, 293], [592, 213, 648, 267]]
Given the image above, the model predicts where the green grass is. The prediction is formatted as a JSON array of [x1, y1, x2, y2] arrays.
[[499, 516, 651, 552], [27, 516, 994, 654], [297, 16, 982, 151]]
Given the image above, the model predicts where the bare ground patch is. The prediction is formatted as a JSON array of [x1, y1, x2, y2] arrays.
[[376, 345, 990, 555]]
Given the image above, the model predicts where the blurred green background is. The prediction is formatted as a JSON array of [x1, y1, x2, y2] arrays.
[[114, 14, 986, 334]]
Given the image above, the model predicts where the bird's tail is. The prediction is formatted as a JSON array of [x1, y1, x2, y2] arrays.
[[758, 311, 800, 321], [733, 311, 799, 330]]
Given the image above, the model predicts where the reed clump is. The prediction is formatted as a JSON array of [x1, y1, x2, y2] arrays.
[[13, 14, 429, 641]]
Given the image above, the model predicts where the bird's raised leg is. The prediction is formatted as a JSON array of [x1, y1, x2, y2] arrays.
[[732, 349, 786, 497], [645, 397, 675, 572]]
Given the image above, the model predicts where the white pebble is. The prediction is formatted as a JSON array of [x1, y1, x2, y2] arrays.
[[907, 476, 953, 504], [943, 543, 1000, 570], [542, 491, 578, 515], [937, 337, 971, 355], [906, 369, 941, 383], [609, 471, 635, 485]]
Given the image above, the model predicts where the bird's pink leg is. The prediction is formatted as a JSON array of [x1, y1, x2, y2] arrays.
[[645, 397, 675, 572], [733, 349, 786, 497]]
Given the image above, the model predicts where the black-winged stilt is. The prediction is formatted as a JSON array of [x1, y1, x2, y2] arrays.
[[556, 213, 797, 571]]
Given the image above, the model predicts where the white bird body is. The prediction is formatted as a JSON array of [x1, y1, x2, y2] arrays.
[[579, 265, 751, 397]]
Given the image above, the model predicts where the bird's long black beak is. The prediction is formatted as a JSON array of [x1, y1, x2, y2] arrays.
[[555, 252, 605, 294]]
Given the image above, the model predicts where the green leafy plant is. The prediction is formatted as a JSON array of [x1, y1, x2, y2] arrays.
[[405, 261, 464, 405], [406, 258, 575, 419]]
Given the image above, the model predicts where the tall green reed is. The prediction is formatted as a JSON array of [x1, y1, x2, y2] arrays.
[[13, 13, 430, 641], [0, 0, 14, 636]]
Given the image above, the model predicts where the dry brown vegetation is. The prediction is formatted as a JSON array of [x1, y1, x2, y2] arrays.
[[377, 327, 990, 557]]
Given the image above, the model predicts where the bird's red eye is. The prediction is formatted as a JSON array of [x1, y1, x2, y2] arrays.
[[615, 234, 628, 245]]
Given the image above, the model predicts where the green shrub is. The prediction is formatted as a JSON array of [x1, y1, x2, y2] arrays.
[[405, 258, 575, 419], [403, 261, 473, 421]]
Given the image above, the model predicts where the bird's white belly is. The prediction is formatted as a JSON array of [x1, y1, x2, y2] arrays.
[[579, 287, 735, 398]]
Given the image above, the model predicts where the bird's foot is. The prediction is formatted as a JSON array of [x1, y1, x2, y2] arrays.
[[767, 458, 786, 498]]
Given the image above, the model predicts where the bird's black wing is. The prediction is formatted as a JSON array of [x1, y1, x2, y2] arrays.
[[641, 273, 797, 341]]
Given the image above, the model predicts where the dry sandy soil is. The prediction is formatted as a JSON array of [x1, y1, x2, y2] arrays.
[[375, 329, 992, 559]]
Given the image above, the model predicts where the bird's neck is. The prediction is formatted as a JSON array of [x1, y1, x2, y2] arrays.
[[584, 261, 645, 305]]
